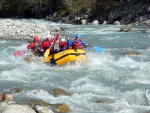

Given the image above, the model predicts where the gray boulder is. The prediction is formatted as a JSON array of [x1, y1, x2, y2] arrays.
[[0, 104, 36, 113]]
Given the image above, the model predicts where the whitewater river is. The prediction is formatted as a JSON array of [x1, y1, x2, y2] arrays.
[[0, 19, 150, 113]]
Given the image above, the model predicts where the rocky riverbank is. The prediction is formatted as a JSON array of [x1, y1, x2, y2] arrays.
[[45, 0, 150, 26], [0, 18, 149, 42], [0, 19, 63, 41], [0, 88, 73, 113]]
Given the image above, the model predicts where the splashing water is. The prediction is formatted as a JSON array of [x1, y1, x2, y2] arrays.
[[0, 19, 150, 113]]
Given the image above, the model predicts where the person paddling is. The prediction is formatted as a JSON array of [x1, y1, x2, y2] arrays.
[[67, 36, 74, 49], [59, 38, 68, 51], [42, 31, 60, 54], [27, 36, 43, 56], [71, 33, 88, 49]]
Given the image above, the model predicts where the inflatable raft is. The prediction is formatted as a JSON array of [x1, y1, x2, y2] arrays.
[[43, 49, 87, 66]]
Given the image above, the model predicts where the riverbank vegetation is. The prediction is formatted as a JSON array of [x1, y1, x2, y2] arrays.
[[0, 0, 149, 25], [0, 0, 135, 18]]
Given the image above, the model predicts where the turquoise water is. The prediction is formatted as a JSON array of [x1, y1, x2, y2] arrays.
[[0, 19, 150, 113]]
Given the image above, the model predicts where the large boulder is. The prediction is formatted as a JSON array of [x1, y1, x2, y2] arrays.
[[81, 19, 87, 25], [0, 93, 13, 102], [0, 104, 36, 113], [10, 88, 23, 94], [92, 20, 99, 25], [0, 93, 5, 102], [50, 88, 73, 97], [122, 51, 140, 55], [56, 103, 71, 113], [35, 105, 54, 113], [120, 24, 131, 32], [29, 100, 51, 107]]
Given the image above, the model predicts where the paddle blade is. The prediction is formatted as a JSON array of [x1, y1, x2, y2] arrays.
[[44, 49, 50, 58], [24, 55, 32, 62], [93, 46, 103, 53], [13, 51, 25, 57]]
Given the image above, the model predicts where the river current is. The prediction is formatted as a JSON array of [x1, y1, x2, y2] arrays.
[[0, 19, 150, 113]]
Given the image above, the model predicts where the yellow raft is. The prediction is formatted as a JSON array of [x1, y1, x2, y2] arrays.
[[43, 49, 87, 66]]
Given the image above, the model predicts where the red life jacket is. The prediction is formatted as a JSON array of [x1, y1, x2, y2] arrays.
[[27, 42, 35, 49], [72, 40, 83, 49], [42, 40, 50, 53], [42, 32, 60, 53], [42, 40, 50, 48], [42, 39, 55, 53], [59, 41, 67, 51], [27, 42, 41, 49], [27, 42, 42, 53]]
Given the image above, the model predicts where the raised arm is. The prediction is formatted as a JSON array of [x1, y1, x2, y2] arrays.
[[53, 31, 60, 43]]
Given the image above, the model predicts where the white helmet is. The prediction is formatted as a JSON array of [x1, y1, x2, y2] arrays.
[[47, 34, 52, 38], [61, 38, 66, 42]]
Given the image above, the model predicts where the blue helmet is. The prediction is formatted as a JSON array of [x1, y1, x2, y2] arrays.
[[76, 33, 81, 38]]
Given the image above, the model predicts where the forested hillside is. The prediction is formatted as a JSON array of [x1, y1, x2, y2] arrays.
[[0, 0, 149, 25], [0, 0, 111, 18]]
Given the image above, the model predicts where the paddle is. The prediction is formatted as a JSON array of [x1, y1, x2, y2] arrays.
[[44, 48, 51, 58], [13, 50, 33, 57], [44, 39, 56, 58], [93, 46, 103, 53], [87, 45, 103, 53], [13, 51, 25, 57], [44, 32, 60, 58]]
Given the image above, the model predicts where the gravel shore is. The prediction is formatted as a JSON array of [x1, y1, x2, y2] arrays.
[[0, 19, 62, 41]]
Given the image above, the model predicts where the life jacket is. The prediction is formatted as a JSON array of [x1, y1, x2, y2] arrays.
[[27, 42, 42, 50], [59, 41, 68, 51], [42, 40, 50, 48], [27, 42, 42, 55], [42, 39, 55, 53], [34, 43, 42, 50], [42, 40, 50, 52], [42, 32, 60, 53], [67, 39, 74, 49], [27, 42, 35, 49], [72, 40, 83, 49]]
